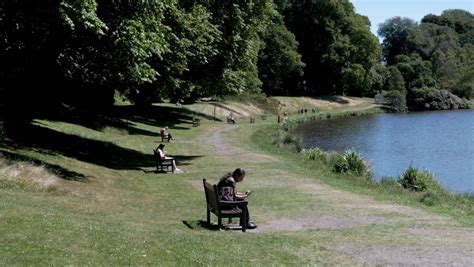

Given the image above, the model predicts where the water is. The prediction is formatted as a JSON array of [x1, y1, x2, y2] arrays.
[[295, 110, 474, 195]]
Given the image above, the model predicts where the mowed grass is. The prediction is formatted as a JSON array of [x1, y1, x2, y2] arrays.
[[0, 104, 357, 265], [0, 100, 472, 265]]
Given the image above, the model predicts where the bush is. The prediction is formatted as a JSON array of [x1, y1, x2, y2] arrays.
[[397, 166, 443, 192], [408, 87, 471, 111], [384, 90, 407, 112], [272, 128, 301, 152], [420, 190, 439, 206], [332, 149, 372, 177]]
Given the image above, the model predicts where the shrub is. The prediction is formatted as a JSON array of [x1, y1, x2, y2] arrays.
[[333, 149, 372, 177], [420, 190, 439, 206], [384, 90, 407, 112], [303, 148, 325, 161], [397, 166, 440, 192], [272, 128, 301, 152]]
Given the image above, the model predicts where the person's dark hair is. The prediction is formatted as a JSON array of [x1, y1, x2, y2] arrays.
[[158, 144, 165, 149], [232, 168, 246, 181]]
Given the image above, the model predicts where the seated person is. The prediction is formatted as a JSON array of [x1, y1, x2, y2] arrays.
[[155, 144, 180, 172], [227, 113, 236, 124], [217, 168, 257, 229], [160, 126, 173, 141]]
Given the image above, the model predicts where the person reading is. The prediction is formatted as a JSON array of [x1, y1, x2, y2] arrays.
[[155, 144, 180, 172], [217, 168, 257, 229]]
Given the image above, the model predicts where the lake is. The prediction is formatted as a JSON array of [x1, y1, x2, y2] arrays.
[[295, 110, 474, 195]]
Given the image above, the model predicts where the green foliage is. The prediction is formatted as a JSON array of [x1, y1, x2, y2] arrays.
[[408, 87, 470, 110], [394, 54, 436, 90], [420, 190, 439, 206], [384, 90, 407, 112], [271, 126, 301, 152], [384, 66, 405, 92], [284, 0, 381, 96], [333, 149, 372, 177], [398, 166, 432, 191], [381, 9, 474, 105], [378, 17, 417, 64], [258, 2, 304, 96]]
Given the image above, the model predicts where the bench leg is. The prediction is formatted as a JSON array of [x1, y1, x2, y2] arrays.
[[207, 209, 211, 226], [242, 208, 247, 232], [218, 216, 222, 229]]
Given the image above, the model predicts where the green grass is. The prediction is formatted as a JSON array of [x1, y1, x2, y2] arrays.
[[0, 99, 472, 265]]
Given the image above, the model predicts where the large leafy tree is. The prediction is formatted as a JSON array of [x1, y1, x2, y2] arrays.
[[283, 0, 381, 96], [257, 1, 304, 96], [378, 17, 417, 64]]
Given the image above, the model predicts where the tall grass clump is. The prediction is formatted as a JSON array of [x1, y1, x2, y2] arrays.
[[302, 148, 372, 178], [302, 148, 339, 167], [333, 149, 372, 178], [0, 157, 61, 192]]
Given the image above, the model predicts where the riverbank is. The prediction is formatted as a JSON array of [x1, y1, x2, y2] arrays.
[[0, 97, 473, 265]]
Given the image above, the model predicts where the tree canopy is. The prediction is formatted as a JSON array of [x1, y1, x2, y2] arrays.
[[1, 1, 472, 128]]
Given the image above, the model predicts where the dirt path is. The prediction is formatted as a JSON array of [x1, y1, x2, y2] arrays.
[[204, 124, 474, 266]]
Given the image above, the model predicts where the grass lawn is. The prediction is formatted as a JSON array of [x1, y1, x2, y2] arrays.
[[0, 99, 472, 265]]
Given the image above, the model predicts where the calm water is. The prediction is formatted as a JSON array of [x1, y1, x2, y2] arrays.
[[296, 110, 474, 195]]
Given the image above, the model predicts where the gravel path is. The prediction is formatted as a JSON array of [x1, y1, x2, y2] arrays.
[[203, 123, 474, 266]]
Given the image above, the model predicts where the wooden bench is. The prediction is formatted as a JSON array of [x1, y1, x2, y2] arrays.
[[203, 179, 248, 232], [192, 118, 201, 127], [249, 117, 255, 123], [227, 117, 236, 124], [261, 115, 267, 120], [153, 150, 175, 173]]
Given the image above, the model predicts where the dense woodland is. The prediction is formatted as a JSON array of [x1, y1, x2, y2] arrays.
[[1, 0, 473, 128]]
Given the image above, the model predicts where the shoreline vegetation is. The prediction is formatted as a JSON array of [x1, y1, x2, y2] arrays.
[[255, 106, 473, 223]]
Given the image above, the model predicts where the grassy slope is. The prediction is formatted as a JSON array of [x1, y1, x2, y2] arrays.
[[0, 97, 472, 265]]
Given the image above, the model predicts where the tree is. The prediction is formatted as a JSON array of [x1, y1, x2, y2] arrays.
[[257, 2, 304, 96], [384, 66, 405, 93], [394, 54, 435, 91], [283, 0, 381, 96], [378, 17, 417, 64]]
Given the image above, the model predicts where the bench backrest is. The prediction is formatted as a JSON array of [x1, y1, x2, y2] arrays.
[[203, 179, 219, 211]]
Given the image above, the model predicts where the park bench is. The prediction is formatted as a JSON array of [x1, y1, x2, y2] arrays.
[[249, 117, 255, 123], [261, 114, 267, 120], [153, 149, 175, 173], [192, 118, 201, 127], [227, 117, 236, 124], [203, 179, 248, 232]]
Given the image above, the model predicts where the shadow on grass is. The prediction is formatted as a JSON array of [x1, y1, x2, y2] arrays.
[[2, 123, 202, 171], [0, 150, 88, 182], [182, 220, 220, 231], [36, 104, 219, 137]]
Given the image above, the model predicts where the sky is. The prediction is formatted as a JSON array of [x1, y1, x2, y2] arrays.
[[350, 0, 474, 39]]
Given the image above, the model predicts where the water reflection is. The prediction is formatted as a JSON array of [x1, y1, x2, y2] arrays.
[[296, 110, 474, 194]]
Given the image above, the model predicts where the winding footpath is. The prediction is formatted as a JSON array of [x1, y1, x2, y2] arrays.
[[204, 123, 474, 266]]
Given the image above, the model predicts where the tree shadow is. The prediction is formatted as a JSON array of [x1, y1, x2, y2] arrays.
[[36, 104, 218, 137], [4, 123, 202, 171], [0, 150, 88, 182]]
